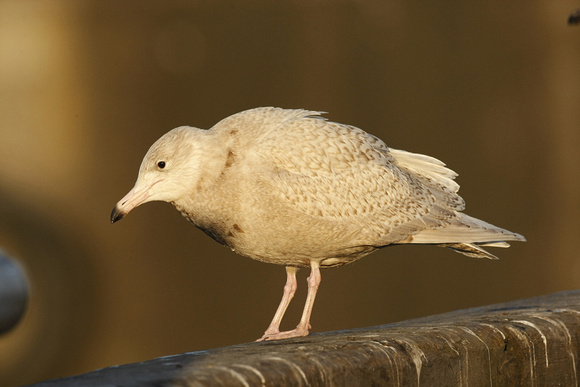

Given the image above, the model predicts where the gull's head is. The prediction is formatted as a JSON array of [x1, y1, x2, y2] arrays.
[[111, 126, 206, 223]]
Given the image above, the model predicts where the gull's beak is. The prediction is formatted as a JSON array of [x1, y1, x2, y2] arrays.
[[110, 186, 150, 224]]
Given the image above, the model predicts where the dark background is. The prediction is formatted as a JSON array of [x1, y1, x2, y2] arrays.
[[1, 1, 578, 385]]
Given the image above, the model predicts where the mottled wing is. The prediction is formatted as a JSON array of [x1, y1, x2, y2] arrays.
[[256, 111, 460, 244]]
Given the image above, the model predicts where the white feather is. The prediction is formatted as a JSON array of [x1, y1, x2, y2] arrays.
[[389, 148, 460, 193]]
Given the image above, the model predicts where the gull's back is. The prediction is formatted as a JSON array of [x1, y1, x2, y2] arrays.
[[201, 107, 523, 268]]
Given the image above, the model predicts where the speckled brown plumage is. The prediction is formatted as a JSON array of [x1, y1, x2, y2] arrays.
[[111, 107, 525, 340]]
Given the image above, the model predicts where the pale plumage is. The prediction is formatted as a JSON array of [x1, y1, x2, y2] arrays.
[[111, 107, 525, 340]]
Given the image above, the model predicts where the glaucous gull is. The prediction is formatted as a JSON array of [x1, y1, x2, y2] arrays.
[[111, 107, 525, 341]]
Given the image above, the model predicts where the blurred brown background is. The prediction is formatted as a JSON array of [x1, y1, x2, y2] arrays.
[[1, 1, 578, 385]]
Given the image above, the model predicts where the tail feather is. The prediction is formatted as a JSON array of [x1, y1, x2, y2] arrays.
[[408, 213, 525, 244], [400, 213, 525, 259], [441, 242, 501, 260], [478, 241, 511, 248], [385, 149, 525, 259]]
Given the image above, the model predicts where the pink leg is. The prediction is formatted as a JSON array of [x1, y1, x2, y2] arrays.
[[259, 261, 321, 341], [256, 266, 298, 341]]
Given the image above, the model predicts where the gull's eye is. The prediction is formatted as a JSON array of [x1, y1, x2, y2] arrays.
[[157, 161, 166, 169]]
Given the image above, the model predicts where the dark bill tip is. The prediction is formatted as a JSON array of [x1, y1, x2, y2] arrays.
[[110, 206, 125, 224]]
